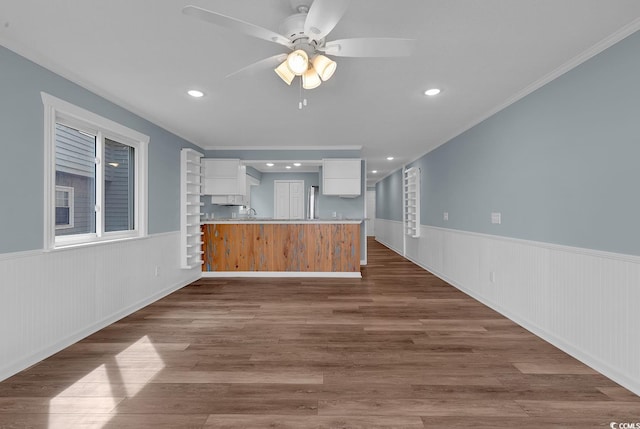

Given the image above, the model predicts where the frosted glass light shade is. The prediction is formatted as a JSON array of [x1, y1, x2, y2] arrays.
[[275, 60, 295, 85], [312, 55, 337, 81], [287, 50, 309, 75], [302, 67, 321, 89]]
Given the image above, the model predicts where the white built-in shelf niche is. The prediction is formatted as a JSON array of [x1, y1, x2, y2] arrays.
[[404, 167, 420, 238], [180, 148, 204, 269]]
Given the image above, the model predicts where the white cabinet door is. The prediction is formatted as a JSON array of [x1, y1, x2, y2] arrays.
[[202, 159, 246, 196], [237, 166, 246, 194], [323, 178, 360, 196], [204, 177, 237, 195], [203, 159, 238, 178], [322, 158, 361, 196], [323, 159, 360, 178]]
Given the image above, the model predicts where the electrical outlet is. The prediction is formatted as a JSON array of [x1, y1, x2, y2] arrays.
[[489, 271, 496, 283], [443, 212, 448, 221], [154, 266, 160, 277], [491, 212, 501, 224]]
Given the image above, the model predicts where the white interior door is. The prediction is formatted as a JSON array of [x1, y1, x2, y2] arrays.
[[289, 181, 304, 219], [366, 189, 376, 236], [274, 181, 290, 219], [274, 180, 305, 219]]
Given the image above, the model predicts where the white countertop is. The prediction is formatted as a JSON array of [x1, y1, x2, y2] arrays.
[[201, 218, 363, 225]]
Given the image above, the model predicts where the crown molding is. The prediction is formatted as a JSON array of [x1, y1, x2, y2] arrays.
[[203, 145, 362, 151]]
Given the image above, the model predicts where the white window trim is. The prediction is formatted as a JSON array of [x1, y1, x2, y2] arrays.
[[55, 185, 74, 229], [42, 92, 149, 250]]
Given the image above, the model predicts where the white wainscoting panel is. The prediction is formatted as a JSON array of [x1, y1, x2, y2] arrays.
[[374, 219, 404, 255], [0, 232, 200, 381], [375, 219, 640, 396]]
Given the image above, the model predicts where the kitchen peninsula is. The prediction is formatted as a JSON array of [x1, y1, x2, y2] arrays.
[[201, 219, 362, 278]]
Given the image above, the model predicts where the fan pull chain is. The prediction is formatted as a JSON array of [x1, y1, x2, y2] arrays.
[[298, 78, 308, 110]]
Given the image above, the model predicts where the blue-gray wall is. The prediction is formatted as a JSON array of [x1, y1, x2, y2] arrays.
[[377, 30, 640, 256], [376, 169, 403, 221], [0, 46, 200, 254]]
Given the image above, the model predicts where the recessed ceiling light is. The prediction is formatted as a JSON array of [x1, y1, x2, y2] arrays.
[[266, 162, 274, 167], [285, 165, 292, 169], [187, 89, 204, 98], [293, 162, 302, 167], [424, 88, 441, 96], [371, 170, 378, 174], [386, 156, 394, 161]]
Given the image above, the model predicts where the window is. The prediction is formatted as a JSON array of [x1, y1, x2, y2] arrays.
[[42, 93, 149, 249], [55, 186, 74, 229]]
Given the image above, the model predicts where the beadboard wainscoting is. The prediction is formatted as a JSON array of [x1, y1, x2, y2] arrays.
[[374, 219, 405, 256], [0, 232, 200, 382], [375, 218, 640, 396]]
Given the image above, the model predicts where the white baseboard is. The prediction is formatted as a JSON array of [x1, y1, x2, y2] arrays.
[[202, 271, 362, 279]]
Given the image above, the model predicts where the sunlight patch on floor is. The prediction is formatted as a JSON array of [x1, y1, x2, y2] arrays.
[[48, 335, 165, 428]]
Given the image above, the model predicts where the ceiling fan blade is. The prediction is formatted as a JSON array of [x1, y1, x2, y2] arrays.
[[182, 5, 291, 48], [321, 37, 416, 57], [304, 0, 350, 41], [225, 54, 288, 79]]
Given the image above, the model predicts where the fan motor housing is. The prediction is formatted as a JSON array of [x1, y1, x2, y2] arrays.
[[280, 13, 306, 41], [280, 13, 323, 51]]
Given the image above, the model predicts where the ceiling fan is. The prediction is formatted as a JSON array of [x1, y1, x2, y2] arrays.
[[182, 0, 415, 90]]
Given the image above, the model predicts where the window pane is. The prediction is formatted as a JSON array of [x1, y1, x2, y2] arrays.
[[104, 138, 135, 232], [55, 190, 69, 207], [55, 124, 96, 236], [55, 207, 70, 226]]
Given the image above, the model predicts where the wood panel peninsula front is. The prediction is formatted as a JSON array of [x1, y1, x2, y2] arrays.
[[201, 219, 362, 277]]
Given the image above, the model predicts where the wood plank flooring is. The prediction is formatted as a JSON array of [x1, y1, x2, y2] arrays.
[[0, 238, 638, 428]]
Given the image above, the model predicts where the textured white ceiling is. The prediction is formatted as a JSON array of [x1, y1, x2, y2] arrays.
[[2, 0, 640, 185]]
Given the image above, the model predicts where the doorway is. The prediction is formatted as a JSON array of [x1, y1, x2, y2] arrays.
[[366, 189, 376, 236], [274, 180, 305, 219]]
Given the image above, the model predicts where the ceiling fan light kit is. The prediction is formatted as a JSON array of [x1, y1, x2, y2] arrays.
[[182, 0, 415, 94], [275, 59, 296, 85], [302, 67, 322, 89], [286, 49, 310, 75], [275, 51, 336, 89], [312, 54, 337, 81]]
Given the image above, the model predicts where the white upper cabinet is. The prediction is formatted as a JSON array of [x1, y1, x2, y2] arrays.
[[202, 159, 246, 196], [322, 158, 362, 197]]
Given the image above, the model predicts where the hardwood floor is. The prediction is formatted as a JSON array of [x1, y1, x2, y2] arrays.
[[1, 238, 638, 428]]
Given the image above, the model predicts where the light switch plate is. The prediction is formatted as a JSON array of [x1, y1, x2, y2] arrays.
[[491, 212, 501, 224]]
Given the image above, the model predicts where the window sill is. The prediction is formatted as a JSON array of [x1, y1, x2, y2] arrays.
[[48, 234, 148, 252]]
